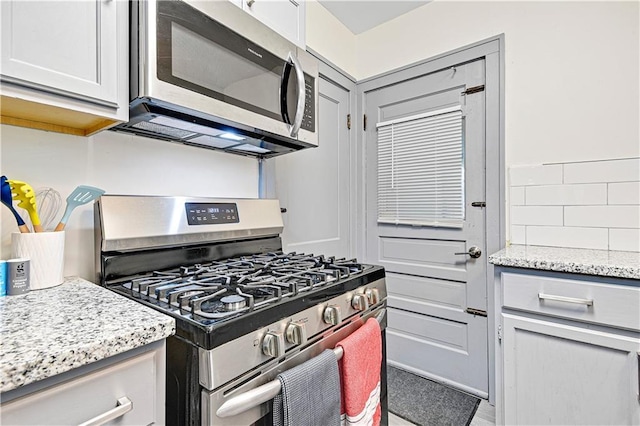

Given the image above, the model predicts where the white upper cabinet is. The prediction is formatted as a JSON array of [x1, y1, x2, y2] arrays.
[[1, 0, 117, 104], [234, 0, 306, 48], [0, 0, 128, 136]]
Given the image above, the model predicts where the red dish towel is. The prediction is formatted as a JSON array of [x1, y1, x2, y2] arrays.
[[336, 317, 382, 426]]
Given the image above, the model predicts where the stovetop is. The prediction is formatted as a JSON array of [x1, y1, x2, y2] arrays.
[[109, 251, 385, 349], [95, 196, 386, 349]]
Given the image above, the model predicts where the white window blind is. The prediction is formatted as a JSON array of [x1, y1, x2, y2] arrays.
[[377, 105, 464, 228]]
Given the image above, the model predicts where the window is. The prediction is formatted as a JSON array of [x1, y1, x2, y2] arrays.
[[377, 105, 464, 228]]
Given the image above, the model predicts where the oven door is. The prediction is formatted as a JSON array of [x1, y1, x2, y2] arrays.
[[138, 0, 317, 142], [202, 307, 388, 426]]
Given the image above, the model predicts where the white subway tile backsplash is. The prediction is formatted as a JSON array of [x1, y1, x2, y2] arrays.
[[565, 206, 640, 229], [510, 187, 525, 206], [510, 225, 526, 244], [510, 165, 563, 186], [609, 229, 640, 252], [525, 184, 607, 206], [608, 182, 640, 205], [508, 160, 639, 251], [563, 158, 640, 184], [511, 206, 563, 226], [526, 226, 609, 250]]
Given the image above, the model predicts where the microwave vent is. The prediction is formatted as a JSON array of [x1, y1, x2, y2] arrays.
[[131, 121, 195, 139]]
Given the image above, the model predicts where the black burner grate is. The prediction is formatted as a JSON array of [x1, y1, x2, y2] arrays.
[[120, 252, 366, 323]]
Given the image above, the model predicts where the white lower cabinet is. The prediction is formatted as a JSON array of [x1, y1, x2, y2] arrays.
[[1, 341, 165, 425], [497, 270, 640, 425], [502, 314, 639, 425]]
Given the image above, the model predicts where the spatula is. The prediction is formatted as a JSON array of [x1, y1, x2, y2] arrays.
[[54, 185, 105, 231], [7, 179, 43, 232], [1, 176, 30, 233]]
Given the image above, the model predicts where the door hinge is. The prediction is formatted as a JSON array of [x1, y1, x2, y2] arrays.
[[462, 85, 485, 95], [363, 114, 367, 131], [347, 114, 351, 130], [471, 201, 486, 208], [465, 308, 487, 317], [497, 324, 503, 343]]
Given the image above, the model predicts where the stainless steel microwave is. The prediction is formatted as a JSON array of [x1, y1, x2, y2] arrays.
[[114, 0, 319, 158]]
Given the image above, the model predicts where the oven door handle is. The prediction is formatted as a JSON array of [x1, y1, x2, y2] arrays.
[[216, 308, 386, 418]]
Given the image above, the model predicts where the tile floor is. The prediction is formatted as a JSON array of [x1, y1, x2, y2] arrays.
[[388, 399, 496, 426]]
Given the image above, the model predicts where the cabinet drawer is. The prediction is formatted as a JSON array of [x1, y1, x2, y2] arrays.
[[502, 272, 640, 331], [1, 350, 158, 425]]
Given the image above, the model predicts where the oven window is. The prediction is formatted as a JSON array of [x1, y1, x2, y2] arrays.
[[156, 0, 291, 123]]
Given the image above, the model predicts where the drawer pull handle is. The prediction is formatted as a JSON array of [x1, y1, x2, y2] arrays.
[[78, 396, 132, 426], [538, 293, 593, 307]]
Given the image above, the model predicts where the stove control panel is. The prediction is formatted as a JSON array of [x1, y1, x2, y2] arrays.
[[199, 278, 387, 390], [185, 203, 239, 225]]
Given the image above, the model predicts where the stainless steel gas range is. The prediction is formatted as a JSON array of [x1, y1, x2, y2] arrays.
[[94, 195, 388, 425]]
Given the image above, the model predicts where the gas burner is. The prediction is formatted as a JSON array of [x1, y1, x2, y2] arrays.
[[221, 294, 247, 311]]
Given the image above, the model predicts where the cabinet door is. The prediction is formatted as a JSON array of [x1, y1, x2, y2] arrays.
[[502, 313, 640, 425], [1, 349, 159, 425], [1, 0, 117, 106], [241, 0, 305, 47]]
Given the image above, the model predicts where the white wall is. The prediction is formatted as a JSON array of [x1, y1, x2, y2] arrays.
[[0, 124, 258, 280], [352, 1, 640, 166], [305, 0, 357, 77]]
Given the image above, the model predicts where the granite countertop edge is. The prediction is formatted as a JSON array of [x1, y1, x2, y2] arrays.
[[0, 277, 176, 394], [488, 245, 640, 280]]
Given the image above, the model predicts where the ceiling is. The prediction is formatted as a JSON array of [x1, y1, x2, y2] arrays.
[[317, 1, 431, 34]]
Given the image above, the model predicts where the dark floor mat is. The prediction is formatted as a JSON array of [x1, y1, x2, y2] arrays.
[[388, 366, 480, 426]]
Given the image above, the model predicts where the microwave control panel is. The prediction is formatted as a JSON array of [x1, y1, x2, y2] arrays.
[[301, 76, 315, 132]]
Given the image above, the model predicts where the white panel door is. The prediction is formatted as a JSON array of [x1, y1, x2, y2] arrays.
[[364, 59, 488, 395], [273, 73, 352, 258]]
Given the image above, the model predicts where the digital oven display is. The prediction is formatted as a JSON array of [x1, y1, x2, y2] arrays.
[[185, 203, 239, 225]]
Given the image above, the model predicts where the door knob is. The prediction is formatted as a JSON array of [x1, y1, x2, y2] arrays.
[[246, 0, 255, 6], [454, 246, 482, 259]]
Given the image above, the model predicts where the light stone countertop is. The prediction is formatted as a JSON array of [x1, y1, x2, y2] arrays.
[[0, 277, 175, 393], [489, 245, 640, 280]]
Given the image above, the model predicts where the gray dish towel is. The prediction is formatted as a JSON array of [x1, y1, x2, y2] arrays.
[[272, 349, 341, 426]]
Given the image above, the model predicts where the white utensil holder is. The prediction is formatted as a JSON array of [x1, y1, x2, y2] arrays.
[[11, 231, 65, 290]]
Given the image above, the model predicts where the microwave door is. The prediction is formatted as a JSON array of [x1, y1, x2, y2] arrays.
[[280, 53, 306, 138]]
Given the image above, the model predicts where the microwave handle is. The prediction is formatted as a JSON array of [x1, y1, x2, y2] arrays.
[[286, 52, 306, 138]]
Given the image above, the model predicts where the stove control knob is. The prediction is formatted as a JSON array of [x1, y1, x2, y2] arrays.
[[351, 294, 369, 311], [285, 321, 307, 345], [365, 288, 380, 305], [323, 305, 342, 326], [262, 332, 285, 358]]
